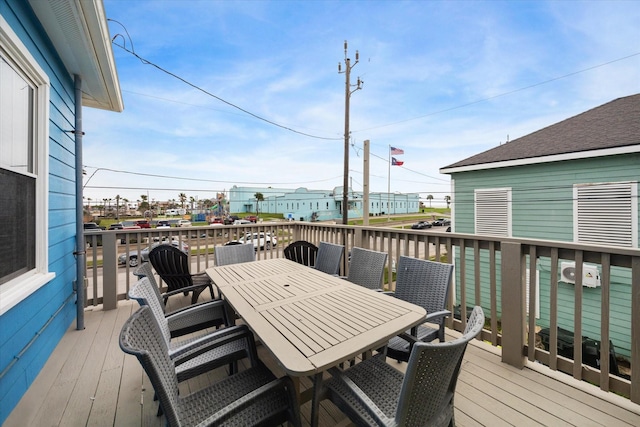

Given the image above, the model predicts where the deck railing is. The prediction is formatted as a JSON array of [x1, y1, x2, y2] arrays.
[[85, 221, 639, 404]]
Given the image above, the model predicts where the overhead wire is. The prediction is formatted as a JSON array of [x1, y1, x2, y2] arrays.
[[103, 19, 639, 198]]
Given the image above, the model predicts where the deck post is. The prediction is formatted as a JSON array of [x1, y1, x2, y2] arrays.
[[501, 241, 525, 368], [101, 232, 118, 310]]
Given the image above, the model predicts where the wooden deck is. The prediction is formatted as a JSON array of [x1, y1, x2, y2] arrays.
[[6, 296, 640, 427]]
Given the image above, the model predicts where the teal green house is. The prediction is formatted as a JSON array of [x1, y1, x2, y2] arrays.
[[0, 1, 122, 423], [440, 94, 639, 359]]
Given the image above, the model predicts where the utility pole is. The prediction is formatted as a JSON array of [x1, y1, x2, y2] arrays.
[[338, 40, 362, 225], [363, 140, 370, 226]]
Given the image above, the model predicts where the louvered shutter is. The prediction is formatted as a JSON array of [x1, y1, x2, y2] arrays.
[[475, 188, 511, 237], [575, 182, 637, 248]]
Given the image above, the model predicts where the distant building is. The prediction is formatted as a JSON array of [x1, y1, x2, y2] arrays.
[[229, 185, 420, 221]]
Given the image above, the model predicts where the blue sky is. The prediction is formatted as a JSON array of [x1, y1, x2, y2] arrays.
[[82, 0, 640, 207]]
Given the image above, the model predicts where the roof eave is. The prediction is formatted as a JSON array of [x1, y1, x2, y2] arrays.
[[28, 0, 123, 112], [440, 144, 640, 175]]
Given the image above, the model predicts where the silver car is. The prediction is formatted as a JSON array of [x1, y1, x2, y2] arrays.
[[118, 240, 189, 267]]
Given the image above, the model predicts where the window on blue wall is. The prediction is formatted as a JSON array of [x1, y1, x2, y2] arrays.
[[0, 19, 51, 313], [0, 56, 36, 285]]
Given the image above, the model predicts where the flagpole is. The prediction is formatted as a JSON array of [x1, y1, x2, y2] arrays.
[[387, 145, 391, 221]]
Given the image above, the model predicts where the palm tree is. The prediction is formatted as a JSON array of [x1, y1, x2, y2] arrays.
[[426, 194, 434, 208], [189, 196, 196, 212], [115, 195, 121, 220], [444, 195, 451, 209], [139, 194, 149, 211], [254, 192, 264, 215], [179, 193, 187, 209]]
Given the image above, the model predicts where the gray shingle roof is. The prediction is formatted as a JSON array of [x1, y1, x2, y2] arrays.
[[441, 94, 640, 171]]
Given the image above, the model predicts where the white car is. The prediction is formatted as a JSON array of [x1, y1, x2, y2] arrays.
[[235, 232, 277, 250], [176, 219, 192, 227]]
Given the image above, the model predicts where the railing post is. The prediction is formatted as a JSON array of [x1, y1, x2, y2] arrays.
[[101, 232, 118, 310], [501, 241, 525, 368]]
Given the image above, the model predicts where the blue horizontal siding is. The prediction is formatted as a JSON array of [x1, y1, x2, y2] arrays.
[[0, 0, 78, 423]]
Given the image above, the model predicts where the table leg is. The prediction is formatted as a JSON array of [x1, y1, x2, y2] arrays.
[[310, 373, 323, 427]]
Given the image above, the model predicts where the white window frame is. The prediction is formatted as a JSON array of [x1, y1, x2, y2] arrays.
[[573, 181, 638, 248], [474, 188, 512, 237], [0, 15, 53, 315]]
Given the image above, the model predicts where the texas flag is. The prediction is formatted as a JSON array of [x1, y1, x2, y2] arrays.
[[390, 146, 404, 155], [392, 157, 404, 166]]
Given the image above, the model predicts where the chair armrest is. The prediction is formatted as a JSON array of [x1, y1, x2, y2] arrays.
[[328, 365, 396, 427], [166, 299, 231, 332], [170, 324, 257, 364], [162, 284, 213, 299], [203, 375, 301, 426], [425, 309, 451, 323]]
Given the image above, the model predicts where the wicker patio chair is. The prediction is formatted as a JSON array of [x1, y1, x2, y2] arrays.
[[324, 306, 485, 427], [385, 256, 454, 363], [148, 244, 215, 304], [214, 243, 256, 266], [131, 263, 225, 337], [283, 240, 318, 267], [129, 277, 252, 385], [314, 241, 344, 275], [345, 246, 388, 291], [120, 306, 302, 427]]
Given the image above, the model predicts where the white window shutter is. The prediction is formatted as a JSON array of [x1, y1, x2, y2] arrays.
[[574, 182, 637, 248]]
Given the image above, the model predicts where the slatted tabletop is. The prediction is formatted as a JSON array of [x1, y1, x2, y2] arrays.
[[206, 259, 426, 376]]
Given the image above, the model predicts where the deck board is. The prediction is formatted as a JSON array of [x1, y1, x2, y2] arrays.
[[6, 298, 640, 427]]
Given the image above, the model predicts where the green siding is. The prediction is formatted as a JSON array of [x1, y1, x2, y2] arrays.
[[451, 153, 639, 358]]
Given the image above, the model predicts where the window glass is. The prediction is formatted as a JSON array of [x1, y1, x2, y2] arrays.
[[0, 54, 37, 285]]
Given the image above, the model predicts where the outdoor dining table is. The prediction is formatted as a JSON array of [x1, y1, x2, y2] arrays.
[[206, 257, 427, 427]]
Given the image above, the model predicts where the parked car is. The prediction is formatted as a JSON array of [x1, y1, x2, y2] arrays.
[[84, 222, 104, 247], [411, 221, 432, 230], [233, 219, 252, 225], [134, 220, 151, 228], [230, 232, 277, 250], [432, 218, 451, 226], [118, 239, 189, 267], [244, 215, 258, 223], [83, 222, 105, 230], [176, 219, 192, 227], [224, 215, 239, 225], [210, 217, 223, 224], [156, 220, 171, 229], [108, 223, 124, 230]]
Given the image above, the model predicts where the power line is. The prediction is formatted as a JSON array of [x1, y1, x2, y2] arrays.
[[353, 52, 640, 133], [109, 36, 341, 141], [83, 165, 342, 186]]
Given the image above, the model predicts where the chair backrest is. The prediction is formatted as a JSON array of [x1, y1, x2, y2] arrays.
[[283, 240, 318, 267], [314, 241, 344, 275], [214, 243, 255, 266], [119, 306, 182, 426], [395, 306, 485, 426], [133, 262, 161, 288], [346, 247, 388, 290], [393, 256, 454, 327], [148, 244, 194, 294], [128, 277, 172, 344]]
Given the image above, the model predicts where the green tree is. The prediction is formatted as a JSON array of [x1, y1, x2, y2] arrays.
[[254, 192, 264, 215], [426, 194, 433, 208], [179, 193, 187, 209], [444, 195, 451, 209], [139, 194, 149, 211]]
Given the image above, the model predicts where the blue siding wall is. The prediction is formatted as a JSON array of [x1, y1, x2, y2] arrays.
[[0, 1, 77, 423]]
